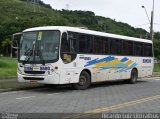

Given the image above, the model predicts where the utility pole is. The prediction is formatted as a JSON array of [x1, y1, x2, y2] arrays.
[[34, 0, 36, 12], [142, 0, 155, 60], [150, 0, 154, 41], [142, 0, 155, 41], [66, 4, 70, 10]]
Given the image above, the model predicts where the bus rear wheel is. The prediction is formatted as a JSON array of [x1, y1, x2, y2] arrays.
[[73, 71, 91, 90], [129, 69, 138, 84]]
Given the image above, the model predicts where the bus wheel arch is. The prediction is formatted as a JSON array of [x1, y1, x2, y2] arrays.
[[129, 68, 138, 84], [82, 69, 91, 81], [73, 69, 91, 90]]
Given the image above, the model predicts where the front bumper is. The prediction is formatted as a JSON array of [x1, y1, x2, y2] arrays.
[[18, 73, 60, 84]]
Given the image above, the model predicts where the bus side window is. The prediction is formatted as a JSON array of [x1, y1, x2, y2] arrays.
[[110, 38, 122, 55], [123, 40, 133, 56], [94, 36, 103, 54], [61, 32, 70, 63], [79, 34, 93, 54], [61, 32, 70, 53], [103, 37, 109, 54], [68, 32, 77, 53], [134, 42, 143, 56], [144, 43, 153, 57]]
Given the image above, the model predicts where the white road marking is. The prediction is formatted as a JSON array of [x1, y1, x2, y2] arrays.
[[143, 77, 160, 80], [154, 79, 160, 80], [0, 88, 13, 91], [16, 96, 35, 100], [47, 93, 59, 96], [1, 91, 18, 95]]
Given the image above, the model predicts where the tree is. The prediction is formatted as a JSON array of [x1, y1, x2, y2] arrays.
[[1, 38, 12, 56], [154, 32, 160, 40]]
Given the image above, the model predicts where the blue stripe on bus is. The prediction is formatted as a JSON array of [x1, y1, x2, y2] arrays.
[[120, 57, 129, 62], [118, 63, 138, 72], [85, 56, 115, 67]]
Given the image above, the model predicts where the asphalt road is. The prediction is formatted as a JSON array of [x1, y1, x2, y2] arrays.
[[0, 78, 160, 119]]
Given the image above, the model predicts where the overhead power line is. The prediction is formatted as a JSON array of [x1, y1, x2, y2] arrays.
[[25, 0, 40, 12], [135, 23, 150, 27]]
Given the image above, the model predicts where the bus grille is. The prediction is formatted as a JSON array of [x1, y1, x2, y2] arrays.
[[24, 71, 45, 74], [23, 77, 44, 80]]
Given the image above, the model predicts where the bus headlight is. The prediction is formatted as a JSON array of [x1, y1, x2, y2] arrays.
[[51, 69, 54, 72], [48, 71, 51, 75], [18, 68, 22, 74]]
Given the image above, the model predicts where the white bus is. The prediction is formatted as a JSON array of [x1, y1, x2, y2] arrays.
[[13, 26, 153, 90]]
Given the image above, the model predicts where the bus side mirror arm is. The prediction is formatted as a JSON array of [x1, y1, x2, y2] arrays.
[[12, 32, 22, 49], [12, 39, 19, 49]]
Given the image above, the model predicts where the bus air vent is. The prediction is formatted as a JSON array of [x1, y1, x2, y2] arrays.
[[24, 71, 45, 74], [23, 77, 44, 80]]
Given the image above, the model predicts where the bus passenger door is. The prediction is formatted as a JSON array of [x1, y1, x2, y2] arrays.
[[60, 32, 78, 83]]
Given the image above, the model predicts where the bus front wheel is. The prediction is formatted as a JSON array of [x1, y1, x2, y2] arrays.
[[129, 69, 138, 84], [73, 71, 91, 90]]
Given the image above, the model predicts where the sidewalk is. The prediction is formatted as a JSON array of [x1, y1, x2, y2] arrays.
[[152, 72, 160, 77]]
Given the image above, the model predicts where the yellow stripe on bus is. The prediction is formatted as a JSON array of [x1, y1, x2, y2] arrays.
[[125, 60, 133, 66], [94, 59, 121, 68]]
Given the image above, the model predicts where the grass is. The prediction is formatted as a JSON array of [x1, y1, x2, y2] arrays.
[[0, 57, 17, 77], [154, 64, 160, 72], [0, 57, 42, 91]]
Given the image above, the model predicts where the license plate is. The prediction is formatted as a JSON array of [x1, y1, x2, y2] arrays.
[[32, 67, 40, 71], [30, 80, 37, 83]]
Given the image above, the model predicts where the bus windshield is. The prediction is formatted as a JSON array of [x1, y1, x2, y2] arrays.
[[19, 30, 60, 64]]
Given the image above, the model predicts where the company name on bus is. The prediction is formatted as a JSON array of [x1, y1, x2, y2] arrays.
[[143, 59, 151, 63], [79, 57, 91, 61]]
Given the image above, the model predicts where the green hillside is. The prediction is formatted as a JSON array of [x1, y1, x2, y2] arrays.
[[0, 0, 160, 59]]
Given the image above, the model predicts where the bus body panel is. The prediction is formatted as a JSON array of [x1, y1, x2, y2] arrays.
[[16, 26, 154, 86], [76, 54, 153, 82], [17, 55, 153, 84], [18, 73, 60, 84], [17, 62, 61, 84]]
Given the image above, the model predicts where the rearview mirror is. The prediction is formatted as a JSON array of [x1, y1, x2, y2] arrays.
[[12, 32, 22, 49]]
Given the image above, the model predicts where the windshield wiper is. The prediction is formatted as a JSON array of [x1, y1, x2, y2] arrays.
[[22, 42, 35, 65], [36, 48, 45, 65], [22, 50, 32, 65]]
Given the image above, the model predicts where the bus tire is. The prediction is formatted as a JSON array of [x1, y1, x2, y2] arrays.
[[129, 69, 138, 84], [73, 71, 91, 90]]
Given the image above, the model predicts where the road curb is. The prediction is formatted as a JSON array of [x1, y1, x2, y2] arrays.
[[153, 72, 160, 75], [152, 75, 160, 77], [0, 77, 17, 80]]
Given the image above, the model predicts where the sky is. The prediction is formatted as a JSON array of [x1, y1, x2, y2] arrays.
[[41, 0, 160, 32]]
